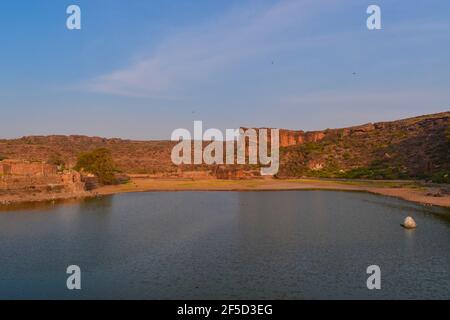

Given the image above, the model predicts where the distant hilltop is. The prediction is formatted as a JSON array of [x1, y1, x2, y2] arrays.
[[0, 111, 448, 181]]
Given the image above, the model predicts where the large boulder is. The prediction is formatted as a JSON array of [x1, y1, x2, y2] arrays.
[[402, 216, 417, 229]]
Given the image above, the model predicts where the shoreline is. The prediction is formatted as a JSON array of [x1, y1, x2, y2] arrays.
[[1, 178, 450, 209], [98, 178, 450, 208]]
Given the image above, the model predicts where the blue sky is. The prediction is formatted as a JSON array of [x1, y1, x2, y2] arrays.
[[1, 0, 449, 139]]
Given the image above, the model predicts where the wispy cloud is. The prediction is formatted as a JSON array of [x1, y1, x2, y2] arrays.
[[85, 0, 328, 97]]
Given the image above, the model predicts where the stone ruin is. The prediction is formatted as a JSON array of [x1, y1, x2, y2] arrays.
[[0, 159, 57, 177], [0, 159, 85, 193]]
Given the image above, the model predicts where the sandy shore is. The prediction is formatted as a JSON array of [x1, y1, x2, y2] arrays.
[[1, 178, 449, 209]]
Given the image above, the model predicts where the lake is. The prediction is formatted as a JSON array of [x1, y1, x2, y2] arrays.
[[0, 191, 449, 299]]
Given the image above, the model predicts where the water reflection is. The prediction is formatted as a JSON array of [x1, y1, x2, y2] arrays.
[[0, 191, 448, 299]]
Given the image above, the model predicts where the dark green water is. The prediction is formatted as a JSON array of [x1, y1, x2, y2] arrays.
[[0, 191, 449, 299]]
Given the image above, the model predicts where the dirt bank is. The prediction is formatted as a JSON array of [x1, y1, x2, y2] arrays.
[[1, 178, 449, 209]]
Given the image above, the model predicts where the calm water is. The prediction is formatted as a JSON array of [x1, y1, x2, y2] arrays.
[[0, 191, 449, 299]]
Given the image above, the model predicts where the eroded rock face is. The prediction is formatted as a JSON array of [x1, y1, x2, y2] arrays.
[[239, 128, 329, 148], [279, 130, 303, 147], [278, 130, 327, 147], [402, 216, 417, 229]]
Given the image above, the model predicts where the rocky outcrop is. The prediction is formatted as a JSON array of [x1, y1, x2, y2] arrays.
[[278, 111, 450, 179], [239, 128, 328, 148], [349, 123, 375, 135], [278, 130, 327, 147], [259, 123, 375, 148]]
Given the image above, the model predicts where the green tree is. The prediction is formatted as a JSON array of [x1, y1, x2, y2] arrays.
[[74, 148, 117, 185]]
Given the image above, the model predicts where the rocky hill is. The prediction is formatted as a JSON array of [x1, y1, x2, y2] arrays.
[[0, 112, 448, 181], [278, 112, 449, 182]]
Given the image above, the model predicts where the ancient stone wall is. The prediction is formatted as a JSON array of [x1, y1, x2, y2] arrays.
[[0, 160, 57, 177], [0, 160, 85, 193]]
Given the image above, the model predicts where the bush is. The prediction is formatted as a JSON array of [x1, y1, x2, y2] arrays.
[[431, 171, 449, 184], [338, 166, 408, 180], [74, 148, 117, 185]]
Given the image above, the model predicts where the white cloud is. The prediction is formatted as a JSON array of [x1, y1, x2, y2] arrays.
[[85, 0, 326, 97]]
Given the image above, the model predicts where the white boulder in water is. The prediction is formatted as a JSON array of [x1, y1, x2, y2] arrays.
[[402, 216, 417, 229]]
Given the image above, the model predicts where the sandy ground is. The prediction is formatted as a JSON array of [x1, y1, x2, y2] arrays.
[[1, 178, 449, 209]]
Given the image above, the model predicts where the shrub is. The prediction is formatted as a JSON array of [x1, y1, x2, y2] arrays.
[[431, 171, 449, 184], [74, 148, 117, 185], [339, 166, 409, 180]]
